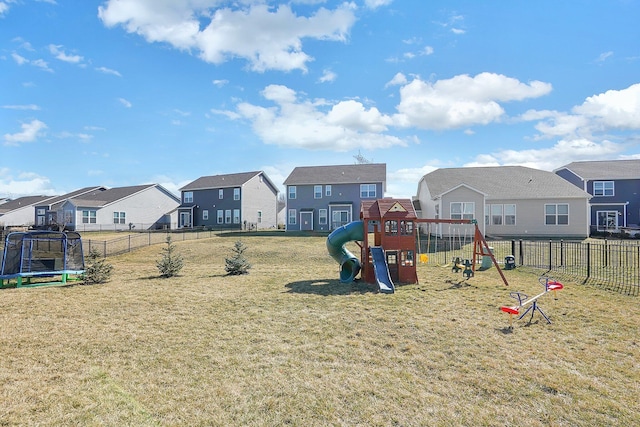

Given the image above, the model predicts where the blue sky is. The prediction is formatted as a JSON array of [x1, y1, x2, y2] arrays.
[[2, 0, 639, 199]]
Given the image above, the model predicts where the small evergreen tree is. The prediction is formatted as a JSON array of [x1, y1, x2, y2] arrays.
[[83, 247, 114, 284], [156, 235, 184, 278], [224, 240, 252, 275]]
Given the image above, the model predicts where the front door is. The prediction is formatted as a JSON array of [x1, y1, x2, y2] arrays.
[[300, 211, 313, 231], [386, 251, 399, 282], [179, 212, 192, 228]]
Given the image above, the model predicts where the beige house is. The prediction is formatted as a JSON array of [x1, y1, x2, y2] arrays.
[[414, 166, 592, 239]]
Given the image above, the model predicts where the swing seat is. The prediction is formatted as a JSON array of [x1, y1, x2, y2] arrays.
[[547, 281, 563, 291], [500, 306, 520, 315]]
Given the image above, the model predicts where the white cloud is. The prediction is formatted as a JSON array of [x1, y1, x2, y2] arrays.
[[225, 84, 405, 151], [468, 138, 625, 172], [524, 83, 640, 141], [11, 52, 27, 65], [12, 52, 54, 72], [96, 66, 122, 77], [385, 72, 407, 88], [48, 44, 83, 63], [2, 104, 40, 110], [0, 1, 13, 17], [318, 69, 337, 83], [3, 119, 47, 145], [394, 72, 552, 130], [0, 171, 55, 197], [596, 51, 613, 63], [119, 98, 132, 108], [364, 0, 393, 9], [212, 79, 229, 87], [98, 0, 356, 72]]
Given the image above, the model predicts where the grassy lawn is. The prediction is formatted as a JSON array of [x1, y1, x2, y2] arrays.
[[1, 234, 638, 426]]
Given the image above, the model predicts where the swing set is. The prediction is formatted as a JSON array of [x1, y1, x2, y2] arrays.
[[416, 218, 509, 287]]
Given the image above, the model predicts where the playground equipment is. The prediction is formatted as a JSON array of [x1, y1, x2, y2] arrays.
[[500, 277, 564, 327], [326, 198, 510, 293], [0, 231, 85, 288], [326, 220, 364, 283]]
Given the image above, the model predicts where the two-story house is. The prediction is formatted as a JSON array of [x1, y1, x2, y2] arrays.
[[283, 163, 386, 232], [414, 166, 592, 239], [555, 159, 640, 234], [177, 171, 279, 230]]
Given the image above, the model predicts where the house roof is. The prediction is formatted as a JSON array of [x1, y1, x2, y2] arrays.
[[180, 171, 277, 192], [421, 166, 590, 200], [361, 198, 416, 220], [69, 184, 159, 208], [555, 159, 640, 180], [283, 163, 386, 187], [36, 186, 107, 209], [0, 195, 56, 214]]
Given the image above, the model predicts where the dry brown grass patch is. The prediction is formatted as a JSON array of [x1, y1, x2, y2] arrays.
[[1, 234, 638, 426]]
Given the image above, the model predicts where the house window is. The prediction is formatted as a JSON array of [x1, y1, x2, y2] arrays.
[[545, 204, 569, 225], [401, 250, 414, 267], [594, 181, 614, 196], [217, 210, 224, 224], [597, 211, 618, 231], [385, 220, 398, 235], [400, 220, 414, 235], [82, 210, 97, 224], [203, 210, 209, 221], [319, 209, 327, 225], [325, 185, 332, 197], [288, 186, 296, 199], [225, 209, 231, 224], [504, 204, 516, 225], [491, 204, 503, 225], [360, 184, 376, 198], [314, 185, 322, 199], [288, 209, 297, 225], [233, 188, 240, 201], [450, 202, 474, 220], [219, 189, 223, 199], [233, 209, 240, 224], [113, 212, 125, 224], [184, 192, 193, 203], [257, 211, 262, 223]]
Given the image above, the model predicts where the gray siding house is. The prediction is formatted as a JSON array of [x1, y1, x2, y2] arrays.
[[0, 195, 56, 228], [33, 186, 106, 229], [61, 184, 180, 231], [283, 163, 386, 232], [554, 159, 640, 234], [414, 166, 592, 239], [177, 171, 279, 230]]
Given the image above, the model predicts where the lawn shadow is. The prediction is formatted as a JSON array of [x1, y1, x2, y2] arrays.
[[285, 278, 377, 296], [435, 279, 478, 291]]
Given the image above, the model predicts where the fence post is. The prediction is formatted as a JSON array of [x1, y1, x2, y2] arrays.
[[548, 240, 552, 271], [586, 242, 591, 279], [560, 239, 564, 267], [519, 240, 523, 266], [128, 235, 131, 253], [103, 240, 107, 257]]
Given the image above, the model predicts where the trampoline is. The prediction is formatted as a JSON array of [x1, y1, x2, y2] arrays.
[[0, 231, 85, 288]]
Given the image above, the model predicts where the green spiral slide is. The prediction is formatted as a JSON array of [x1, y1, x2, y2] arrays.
[[326, 220, 364, 283]]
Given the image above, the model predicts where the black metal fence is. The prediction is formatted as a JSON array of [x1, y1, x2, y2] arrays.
[[418, 236, 640, 296]]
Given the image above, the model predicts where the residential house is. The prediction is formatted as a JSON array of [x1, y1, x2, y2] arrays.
[[33, 186, 106, 229], [177, 171, 279, 230], [414, 166, 592, 239], [554, 159, 640, 234], [283, 163, 386, 231], [0, 195, 57, 228], [61, 184, 180, 231]]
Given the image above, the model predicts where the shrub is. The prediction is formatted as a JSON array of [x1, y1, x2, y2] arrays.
[[224, 240, 252, 275], [156, 236, 184, 278], [83, 247, 114, 284]]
